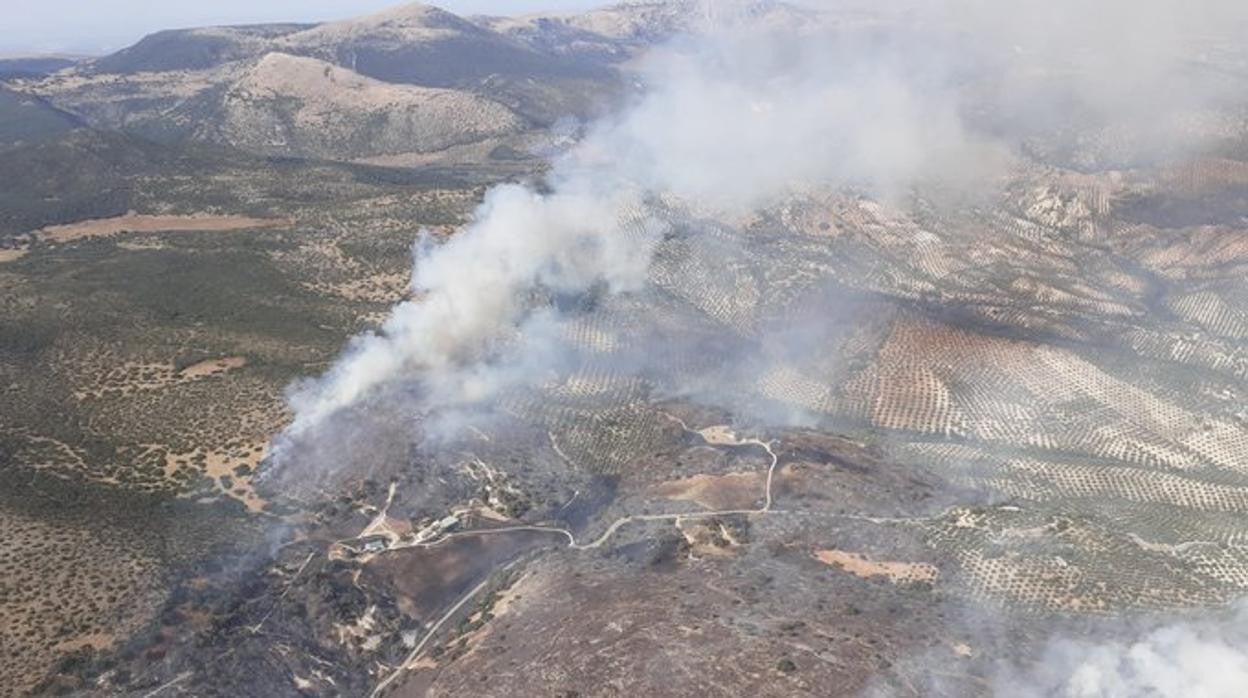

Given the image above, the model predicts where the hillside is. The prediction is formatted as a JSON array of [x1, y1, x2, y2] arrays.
[[0, 56, 81, 79], [212, 52, 527, 160], [276, 3, 605, 86], [88, 24, 313, 74], [480, 1, 822, 60], [18, 2, 637, 160], [0, 85, 81, 148], [481, 1, 695, 59]]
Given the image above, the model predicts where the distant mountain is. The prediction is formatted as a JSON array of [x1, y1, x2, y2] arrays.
[[269, 2, 619, 125], [0, 56, 81, 80], [210, 52, 527, 160], [13, 1, 816, 163], [275, 4, 607, 87], [479, 0, 822, 61], [15, 2, 640, 161], [478, 1, 695, 61], [78, 3, 613, 89], [88, 24, 313, 74]]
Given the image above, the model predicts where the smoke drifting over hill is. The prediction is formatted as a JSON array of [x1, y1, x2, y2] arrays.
[[282, 184, 663, 439], [257, 5, 1248, 695], [284, 0, 1239, 430], [277, 6, 976, 453], [276, 0, 1248, 458]]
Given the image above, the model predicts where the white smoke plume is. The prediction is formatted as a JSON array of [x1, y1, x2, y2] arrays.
[[275, 4, 992, 454], [591, 25, 992, 208], [1000, 602, 1248, 698], [261, 4, 1248, 696], [282, 183, 661, 439], [275, 0, 1248, 456]]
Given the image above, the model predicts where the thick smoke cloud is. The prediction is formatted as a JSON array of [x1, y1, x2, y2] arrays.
[[275, 3, 993, 453], [282, 184, 662, 438], [1000, 603, 1248, 698], [591, 26, 991, 209], [276, 0, 1248, 453]]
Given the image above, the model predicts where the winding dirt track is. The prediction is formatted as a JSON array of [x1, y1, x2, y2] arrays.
[[368, 425, 781, 697]]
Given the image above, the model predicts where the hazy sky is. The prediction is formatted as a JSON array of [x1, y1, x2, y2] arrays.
[[0, 0, 608, 55]]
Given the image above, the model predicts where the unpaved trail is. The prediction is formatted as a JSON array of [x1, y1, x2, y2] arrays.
[[361, 422, 783, 696], [369, 577, 494, 698], [359, 482, 400, 543], [359, 434, 941, 697], [141, 671, 192, 698], [249, 552, 318, 635], [369, 424, 780, 556]]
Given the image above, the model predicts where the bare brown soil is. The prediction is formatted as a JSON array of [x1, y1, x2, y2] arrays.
[[179, 356, 247, 379], [814, 549, 938, 585], [364, 531, 556, 622], [36, 212, 293, 243], [651, 472, 763, 511]]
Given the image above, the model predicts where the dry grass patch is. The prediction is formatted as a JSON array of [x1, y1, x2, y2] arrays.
[[36, 212, 293, 244], [814, 549, 938, 585], [179, 356, 247, 379], [651, 472, 763, 511]]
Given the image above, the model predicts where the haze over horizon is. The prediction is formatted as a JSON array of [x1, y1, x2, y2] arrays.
[[0, 0, 608, 55]]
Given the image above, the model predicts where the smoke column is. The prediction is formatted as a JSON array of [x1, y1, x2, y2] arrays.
[[274, 0, 1248, 455], [272, 3, 995, 459], [268, 4, 1248, 692]]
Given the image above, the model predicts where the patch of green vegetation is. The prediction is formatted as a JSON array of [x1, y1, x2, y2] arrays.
[[0, 312, 60, 354], [0, 130, 231, 235], [0, 87, 80, 147], [64, 245, 334, 341]]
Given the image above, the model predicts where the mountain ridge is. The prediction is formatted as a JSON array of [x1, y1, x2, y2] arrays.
[[11, 2, 656, 160]]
